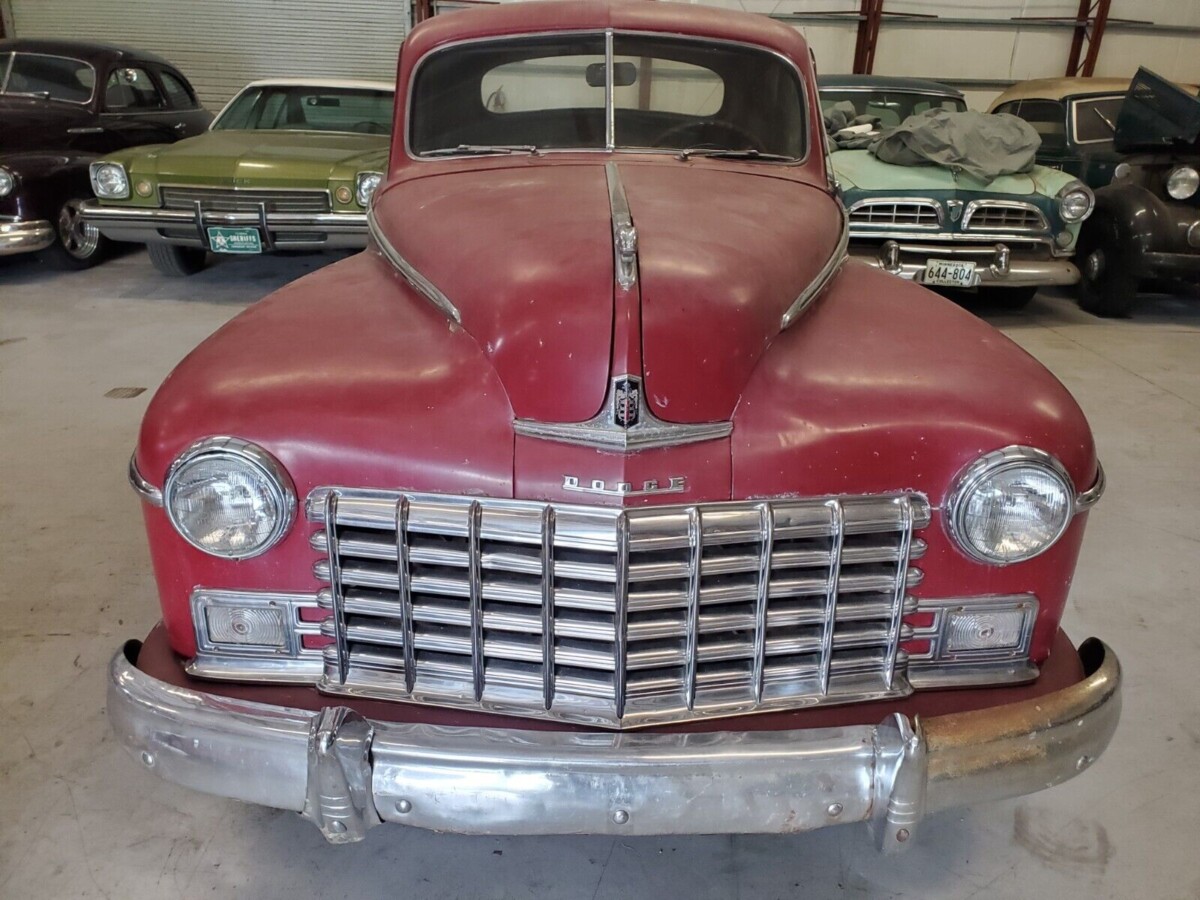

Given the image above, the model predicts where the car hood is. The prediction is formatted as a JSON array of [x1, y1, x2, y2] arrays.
[[831, 149, 1074, 196], [122, 129, 390, 185], [371, 159, 844, 424]]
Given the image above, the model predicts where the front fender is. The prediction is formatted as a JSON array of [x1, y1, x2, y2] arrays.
[[1093, 182, 1198, 261], [0, 151, 96, 220]]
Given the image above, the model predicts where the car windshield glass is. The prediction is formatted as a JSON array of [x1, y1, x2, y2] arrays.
[[0, 53, 96, 104], [215, 85, 394, 134], [1073, 96, 1124, 143], [409, 33, 807, 159], [819, 90, 966, 127]]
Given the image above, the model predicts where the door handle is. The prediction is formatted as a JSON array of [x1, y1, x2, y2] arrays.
[[173, 122, 187, 132]]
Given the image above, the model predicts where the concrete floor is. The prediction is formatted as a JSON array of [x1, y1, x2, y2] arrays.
[[2, 247, 1199, 899]]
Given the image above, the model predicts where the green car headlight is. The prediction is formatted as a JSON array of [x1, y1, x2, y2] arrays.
[[90, 162, 130, 200], [356, 171, 383, 207]]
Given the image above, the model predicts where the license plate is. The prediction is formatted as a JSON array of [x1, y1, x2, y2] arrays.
[[922, 259, 976, 288], [207, 226, 262, 254]]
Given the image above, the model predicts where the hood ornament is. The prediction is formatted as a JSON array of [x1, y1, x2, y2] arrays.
[[514, 374, 731, 452], [947, 200, 964, 223]]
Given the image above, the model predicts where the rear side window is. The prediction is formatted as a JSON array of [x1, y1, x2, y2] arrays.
[[105, 66, 164, 110], [159, 69, 198, 110]]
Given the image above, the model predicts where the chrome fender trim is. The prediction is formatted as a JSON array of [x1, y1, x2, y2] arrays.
[[107, 638, 1120, 848]]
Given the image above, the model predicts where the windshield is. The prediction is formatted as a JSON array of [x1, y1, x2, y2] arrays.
[[0, 52, 96, 104], [215, 85, 394, 134], [819, 90, 966, 127], [1072, 96, 1124, 144], [409, 33, 807, 159]]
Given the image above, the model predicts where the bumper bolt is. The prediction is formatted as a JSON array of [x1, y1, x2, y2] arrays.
[[1076, 755, 1094, 771], [140, 751, 155, 767], [895, 828, 910, 843], [330, 820, 347, 834], [827, 803, 843, 818], [396, 799, 413, 814], [613, 809, 629, 825]]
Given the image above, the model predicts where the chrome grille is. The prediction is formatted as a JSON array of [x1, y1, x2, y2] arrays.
[[159, 186, 331, 214], [309, 489, 929, 728], [962, 202, 1048, 233], [848, 200, 941, 228]]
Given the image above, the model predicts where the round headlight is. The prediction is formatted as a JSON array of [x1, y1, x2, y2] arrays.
[[164, 438, 295, 559], [947, 447, 1075, 565], [0, 168, 13, 197], [90, 162, 130, 199], [1112, 162, 1131, 182], [1166, 165, 1199, 201], [1057, 181, 1094, 223], [355, 171, 383, 207]]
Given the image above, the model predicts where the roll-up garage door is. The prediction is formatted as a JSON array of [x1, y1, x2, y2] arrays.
[[3, 0, 410, 110]]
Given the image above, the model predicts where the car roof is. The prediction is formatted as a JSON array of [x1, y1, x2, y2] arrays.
[[817, 74, 964, 99], [0, 38, 176, 69], [989, 76, 1200, 109], [239, 78, 395, 93], [404, 0, 811, 68]]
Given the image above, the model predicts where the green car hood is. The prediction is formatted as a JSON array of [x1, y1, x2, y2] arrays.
[[831, 149, 1076, 196], [117, 129, 389, 187]]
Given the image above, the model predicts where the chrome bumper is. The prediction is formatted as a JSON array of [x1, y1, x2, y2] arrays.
[[81, 200, 367, 250], [851, 239, 1080, 287], [108, 638, 1119, 849], [0, 217, 55, 256]]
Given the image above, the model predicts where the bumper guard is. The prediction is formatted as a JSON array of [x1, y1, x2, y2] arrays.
[[0, 217, 55, 256], [107, 638, 1119, 849]]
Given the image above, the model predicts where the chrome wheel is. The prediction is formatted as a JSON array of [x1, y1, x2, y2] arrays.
[[57, 198, 100, 259]]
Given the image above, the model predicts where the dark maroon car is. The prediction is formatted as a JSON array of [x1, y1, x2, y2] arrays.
[[0, 39, 210, 268]]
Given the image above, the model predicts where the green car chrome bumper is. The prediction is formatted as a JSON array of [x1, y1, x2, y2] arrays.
[[851, 239, 1080, 288], [81, 200, 368, 251]]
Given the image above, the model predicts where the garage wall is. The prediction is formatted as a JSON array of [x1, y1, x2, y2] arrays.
[[2, 0, 410, 110]]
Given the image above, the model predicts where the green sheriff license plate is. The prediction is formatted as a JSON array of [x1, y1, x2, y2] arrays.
[[921, 259, 976, 288], [207, 227, 263, 254]]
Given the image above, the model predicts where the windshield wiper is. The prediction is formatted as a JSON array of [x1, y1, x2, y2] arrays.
[[1091, 107, 1117, 134], [675, 148, 795, 162], [419, 144, 541, 157]]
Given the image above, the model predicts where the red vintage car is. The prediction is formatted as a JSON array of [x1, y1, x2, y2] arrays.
[[109, 0, 1119, 849]]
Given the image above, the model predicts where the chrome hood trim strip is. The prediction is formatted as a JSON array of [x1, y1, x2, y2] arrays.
[[781, 207, 849, 330], [605, 161, 638, 291], [368, 207, 462, 324], [128, 454, 163, 507]]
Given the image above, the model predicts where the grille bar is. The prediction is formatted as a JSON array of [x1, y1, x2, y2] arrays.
[[848, 200, 941, 228], [309, 489, 930, 729], [159, 186, 332, 214], [962, 201, 1048, 233]]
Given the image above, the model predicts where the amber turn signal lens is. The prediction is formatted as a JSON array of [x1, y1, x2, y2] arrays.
[[335, 185, 353, 204]]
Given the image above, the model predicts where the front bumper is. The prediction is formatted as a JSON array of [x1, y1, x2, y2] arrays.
[[81, 200, 368, 251], [108, 636, 1120, 848], [0, 217, 54, 256], [851, 239, 1080, 288], [1138, 249, 1200, 278]]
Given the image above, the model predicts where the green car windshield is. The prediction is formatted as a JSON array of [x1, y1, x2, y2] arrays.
[[215, 85, 394, 135], [409, 33, 807, 159], [819, 90, 966, 128]]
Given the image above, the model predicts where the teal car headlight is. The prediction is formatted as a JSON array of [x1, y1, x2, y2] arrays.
[[355, 171, 383, 207], [1057, 181, 1094, 223], [90, 162, 130, 200]]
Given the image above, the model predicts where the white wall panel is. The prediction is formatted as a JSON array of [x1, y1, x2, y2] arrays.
[[6, 0, 409, 109]]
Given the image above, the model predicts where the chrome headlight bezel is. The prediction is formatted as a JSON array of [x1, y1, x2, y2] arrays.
[[163, 437, 296, 560], [946, 446, 1076, 565], [1166, 165, 1199, 201], [0, 167, 14, 198], [355, 171, 383, 208], [1056, 180, 1094, 223], [89, 162, 130, 200]]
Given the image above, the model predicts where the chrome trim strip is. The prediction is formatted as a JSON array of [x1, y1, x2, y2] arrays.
[[683, 507, 702, 710], [605, 161, 638, 291], [1075, 462, 1106, 513], [127, 454, 163, 507], [366, 206, 462, 324], [325, 492, 349, 683], [847, 228, 1060, 247], [604, 29, 616, 152], [751, 502, 773, 702], [613, 512, 630, 720], [395, 497, 417, 694], [468, 500, 485, 702], [514, 374, 732, 452], [780, 205, 849, 330], [884, 496, 914, 689], [818, 500, 845, 694], [540, 506, 557, 709], [107, 637, 1120, 843]]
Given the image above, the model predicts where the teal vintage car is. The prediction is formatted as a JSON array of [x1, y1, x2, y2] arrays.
[[820, 76, 1095, 307], [82, 78, 392, 276]]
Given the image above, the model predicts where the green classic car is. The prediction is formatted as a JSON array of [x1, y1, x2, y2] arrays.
[[82, 78, 393, 275], [820, 76, 1095, 307]]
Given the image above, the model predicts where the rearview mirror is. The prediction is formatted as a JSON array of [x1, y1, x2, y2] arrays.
[[585, 62, 637, 88]]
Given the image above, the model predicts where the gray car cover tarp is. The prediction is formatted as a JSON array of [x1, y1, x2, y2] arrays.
[[868, 109, 1041, 181]]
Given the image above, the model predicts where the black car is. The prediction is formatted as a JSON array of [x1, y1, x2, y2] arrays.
[[0, 40, 211, 269], [1076, 68, 1200, 317]]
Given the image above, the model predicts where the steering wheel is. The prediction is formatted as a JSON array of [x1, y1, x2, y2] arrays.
[[351, 120, 388, 135], [652, 119, 764, 152]]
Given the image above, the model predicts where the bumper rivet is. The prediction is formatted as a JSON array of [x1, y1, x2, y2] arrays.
[[896, 828, 910, 843], [613, 809, 629, 825], [1076, 755, 1094, 771], [827, 803, 843, 818], [396, 799, 413, 814], [140, 751, 155, 768], [330, 821, 347, 834]]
